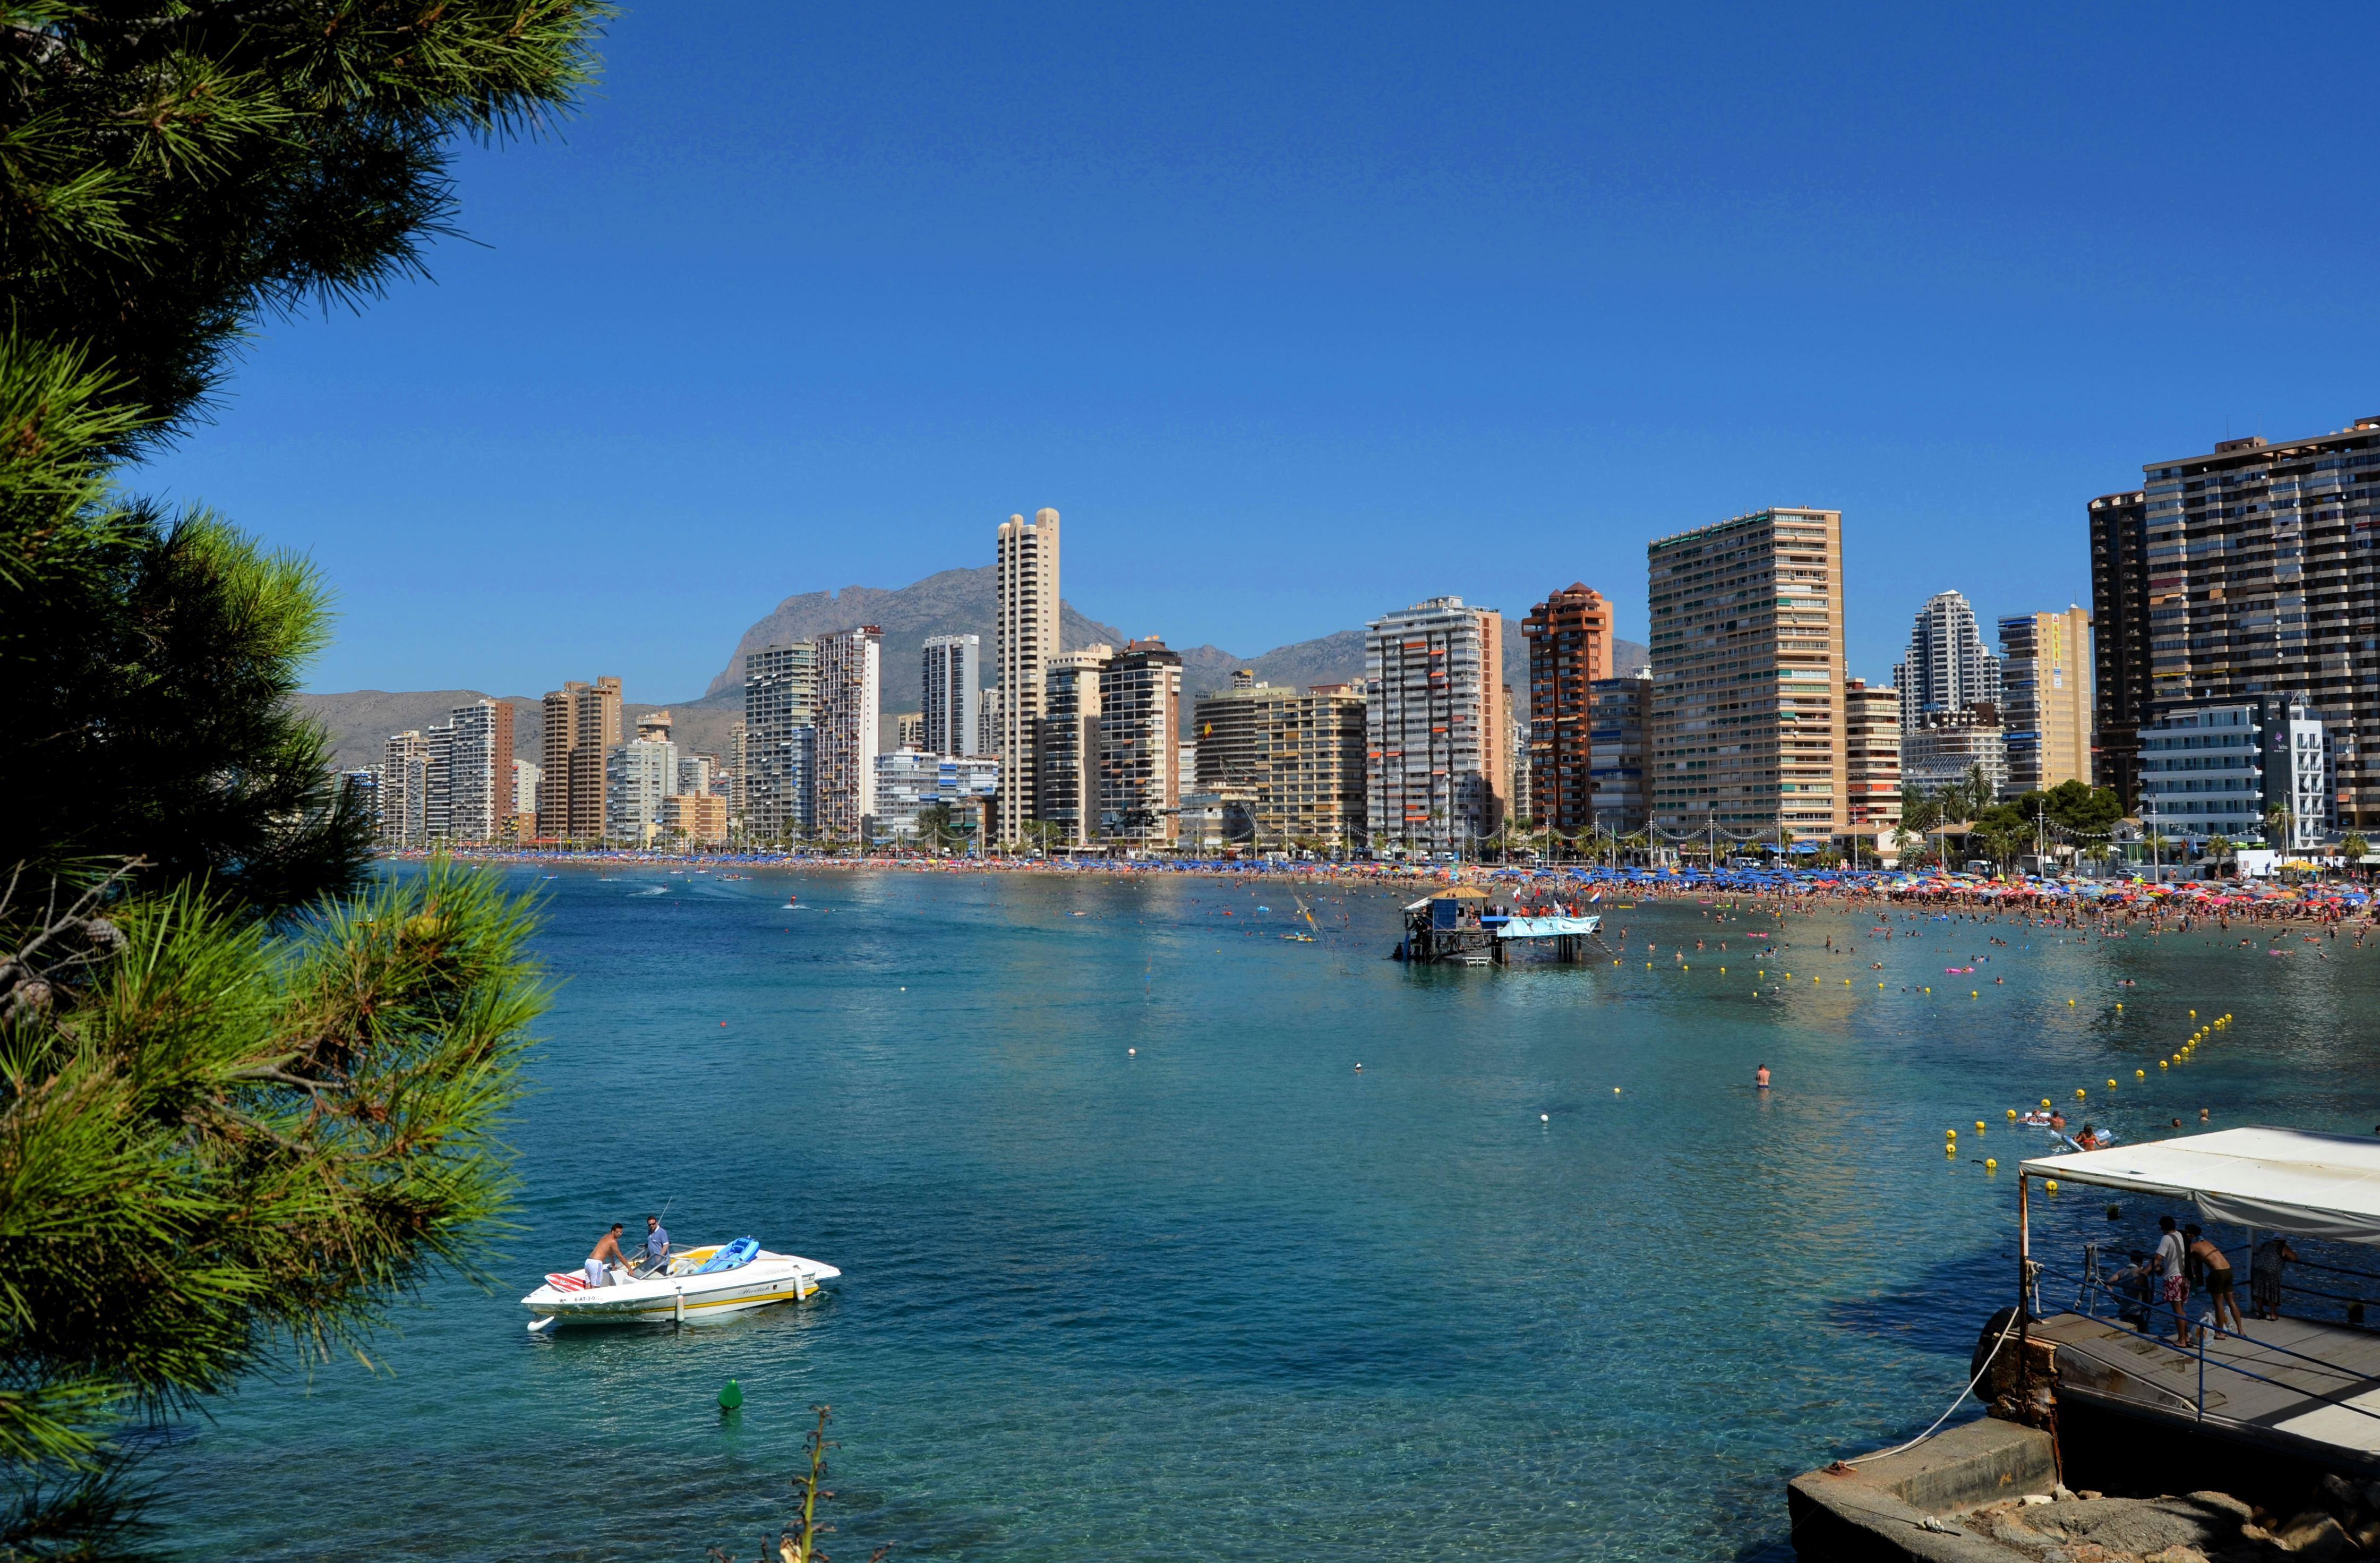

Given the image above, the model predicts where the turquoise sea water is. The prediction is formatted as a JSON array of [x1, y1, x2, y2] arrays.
[[148, 867, 2380, 1561]]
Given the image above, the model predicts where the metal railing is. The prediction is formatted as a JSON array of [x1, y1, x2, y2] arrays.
[[2044, 1254, 2380, 1428]]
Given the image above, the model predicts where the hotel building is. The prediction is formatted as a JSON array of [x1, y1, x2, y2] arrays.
[[1997, 608, 2095, 795], [2088, 489, 2151, 808], [1843, 678, 1903, 849], [2137, 693, 2330, 851], [1647, 509, 1847, 845], [1587, 674, 1651, 834], [1364, 597, 1508, 855]]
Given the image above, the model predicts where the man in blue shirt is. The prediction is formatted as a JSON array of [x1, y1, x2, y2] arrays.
[[640, 1214, 671, 1275]]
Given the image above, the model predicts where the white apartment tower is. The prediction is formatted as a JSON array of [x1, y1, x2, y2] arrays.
[[378, 730, 432, 848], [921, 634, 982, 757], [996, 508, 1060, 842], [1892, 590, 2002, 731], [1363, 597, 1509, 856], [814, 625, 883, 841]]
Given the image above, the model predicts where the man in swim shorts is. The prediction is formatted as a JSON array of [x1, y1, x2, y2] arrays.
[[2186, 1224, 2241, 1336], [1755, 1064, 1770, 1089], [586, 1223, 628, 1288]]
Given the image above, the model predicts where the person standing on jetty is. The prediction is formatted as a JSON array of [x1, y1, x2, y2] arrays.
[[2187, 1225, 2243, 1337], [2154, 1216, 2190, 1344]]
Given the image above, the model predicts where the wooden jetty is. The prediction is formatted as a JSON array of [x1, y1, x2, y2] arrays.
[[1395, 887, 1602, 966]]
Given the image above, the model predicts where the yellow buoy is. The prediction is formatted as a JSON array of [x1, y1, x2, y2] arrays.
[[2190, 1009, 2197, 1018], [2040, 1098, 2051, 1108], [2068, 998, 2076, 1006], [1972, 990, 1979, 998], [1975, 1121, 1986, 1131], [2046, 1180, 2059, 1193], [1985, 1157, 1998, 1170], [2076, 1088, 2087, 1099], [2006, 1109, 2018, 1120], [2107, 1079, 2118, 1089], [2160, 1060, 2168, 1069], [1946, 1143, 1956, 1156], [2136, 1070, 2145, 1079], [2116, 1002, 2123, 1009]]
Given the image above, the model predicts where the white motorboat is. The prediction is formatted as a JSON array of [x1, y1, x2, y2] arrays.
[[520, 1239, 840, 1331]]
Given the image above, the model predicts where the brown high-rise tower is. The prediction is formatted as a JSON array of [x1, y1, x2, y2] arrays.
[[540, 676, 621, 841], [1520, 584, 1614, 831]]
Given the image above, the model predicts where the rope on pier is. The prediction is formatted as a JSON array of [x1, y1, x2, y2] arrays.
[[1845, 1309, 2021, 1464]]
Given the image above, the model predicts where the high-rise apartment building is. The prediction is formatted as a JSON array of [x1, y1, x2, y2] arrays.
[[742, 644, 817, 841], [1035, 645, 1114, 847], [2116, 417, 2380, 829], [663, 791, 729, 847], [540, 677, 621, 842], [604, 734, 678, 845], [1997, 609, 2094, 796], [378, 730, 432, 847], [895, 712, 925, 749], [921, 634, 982, 757], [725, 718, 748, 830], [1587, 674, 1651, 833], [2088, 489, 2151, 808], [1892, 591, 2001, 731], [1843, 678, 1903, 850], [1900, 708, 2008, 798], [1192, 669, 1266, 789], [1520, 584, 1615, 833], [1647, 509, 1847, 845], [1097, 638, 1183, 847], [429, 698, 512, 842], [422, 720, 456, 841], [979, 687, 1004, 761], [814, 626, 883, 842], [1364, 597, 1508, 855], [996, 508, 1060, 842]]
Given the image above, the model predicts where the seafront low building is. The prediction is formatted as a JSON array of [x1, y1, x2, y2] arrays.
[[2136, 693, 2331, 851], [1647, 509, 1847, 848], [872, 749, 1000, 843]]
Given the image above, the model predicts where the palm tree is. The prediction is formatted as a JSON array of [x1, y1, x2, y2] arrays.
[[2205, 833, 2234, 877], [2264, 801, 2297, 852]]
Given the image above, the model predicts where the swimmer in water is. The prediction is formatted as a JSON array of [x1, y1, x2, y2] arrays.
[[1755, 1064, 1771, 1089]]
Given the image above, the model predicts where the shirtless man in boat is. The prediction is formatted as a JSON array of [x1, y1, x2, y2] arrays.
[[585, 1223, 629, 1288]]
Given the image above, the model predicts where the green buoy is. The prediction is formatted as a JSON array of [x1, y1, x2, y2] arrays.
[[718, 1379, 743, 1411]]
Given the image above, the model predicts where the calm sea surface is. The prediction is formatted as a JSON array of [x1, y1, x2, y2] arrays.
[[149, 866, 2380, 1561]]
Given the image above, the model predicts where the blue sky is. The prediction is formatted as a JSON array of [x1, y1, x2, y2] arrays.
[[137, 2, 2380, 702]]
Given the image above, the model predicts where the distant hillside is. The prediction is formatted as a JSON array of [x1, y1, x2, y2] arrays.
[[301, 690, 746, 775], [705, 566, 1127, 712], [707, 567, 1645, 712]]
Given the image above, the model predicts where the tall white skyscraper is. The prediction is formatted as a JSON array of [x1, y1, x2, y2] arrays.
[[815, 625, 883, 840], [1363, 597, 1509, 855], [921, 633, 981, 756], [1891, 590, 2002, 730], [996, 508, 1059, 843]]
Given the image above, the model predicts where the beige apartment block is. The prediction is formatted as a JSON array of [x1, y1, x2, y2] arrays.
[[814, 626, 882, 843], [1097, 637, 1183, 847], [1647, 509, 1847, 846], [540, 676, 621, 842], [1194, 674, 1366, 850], [1844, 677, 1903, 851], [996, 507, 1060, 842], [664, 791, 729, 846], [1035, 644, 1114, 847]]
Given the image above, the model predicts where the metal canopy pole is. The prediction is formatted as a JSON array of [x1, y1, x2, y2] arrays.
[[2017, 1171, 2034, 1406]]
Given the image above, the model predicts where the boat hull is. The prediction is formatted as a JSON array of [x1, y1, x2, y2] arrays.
[[521, 1251, 839, 1328]]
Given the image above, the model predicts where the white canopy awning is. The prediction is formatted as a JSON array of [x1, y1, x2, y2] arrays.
[[2022, 1128, 2380, 1245]]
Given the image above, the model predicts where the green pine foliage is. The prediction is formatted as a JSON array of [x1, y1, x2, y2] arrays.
[[0, 3, 609, 1549]]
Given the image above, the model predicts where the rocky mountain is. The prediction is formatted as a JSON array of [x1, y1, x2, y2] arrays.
[[706, 565, 1645, 712], [304, 570, 1649, 768], [299, 690, 745, 775]]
